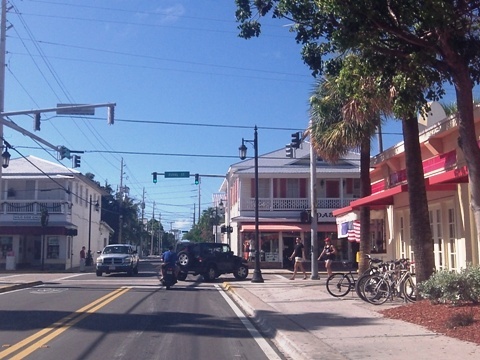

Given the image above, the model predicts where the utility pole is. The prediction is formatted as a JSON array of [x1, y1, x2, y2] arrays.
[[0, 0, 7, 196], [150, 202, 155, 256], [140, 188, 145, 256], [198, 181, 201, 222], [118, 158, 124, 243], [310, 120, 319, 279]]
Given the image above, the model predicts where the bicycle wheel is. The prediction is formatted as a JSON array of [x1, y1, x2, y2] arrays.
[[355, 273, 373, 301], [402, 274, 416, 302], [362, 275, 390, 305], [326, 273, 352, 297]]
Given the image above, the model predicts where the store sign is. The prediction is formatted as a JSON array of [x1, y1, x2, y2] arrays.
[[13, 215, 41, 221], [316, 210, 335, 222]]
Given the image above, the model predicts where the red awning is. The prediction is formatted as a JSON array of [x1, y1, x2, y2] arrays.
[[240, 223, 337, 232], [427, 166, 469, 185], [349, 184, 408, 209]]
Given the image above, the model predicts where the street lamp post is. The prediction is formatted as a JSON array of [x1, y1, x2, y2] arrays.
[[239, 126, 264, 283], [40, 208, 49, 271], [86, 195, 99, 266]]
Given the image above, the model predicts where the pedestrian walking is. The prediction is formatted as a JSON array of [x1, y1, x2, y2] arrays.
[[318, 237, 336, 277], [80, 246, 86, 272], [289, 237, 307, 280]]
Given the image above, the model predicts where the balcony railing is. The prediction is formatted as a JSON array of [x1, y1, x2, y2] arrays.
[[1, 200, 68, 214], [242, 197, 355, 211]]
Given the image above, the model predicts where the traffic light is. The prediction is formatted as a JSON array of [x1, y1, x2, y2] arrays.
[[58, 146, 71, 160], [107, 105, 114, 125], [34, 113, 41, 131], [221, 225, 233, 233], [285, 144, 293, 158], [194, 173, 200, 185], [73, 155, 81, 168], [152, 172, 158, 184], [291, 132, 301, 149]]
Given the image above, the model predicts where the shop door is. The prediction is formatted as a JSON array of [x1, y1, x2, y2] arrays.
[[429, 206, 445, 271], [283, 237, 295, 269], [33, 238, 42, 264]]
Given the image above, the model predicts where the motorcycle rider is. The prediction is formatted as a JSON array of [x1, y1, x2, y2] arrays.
[[161, 245, 178, 281]]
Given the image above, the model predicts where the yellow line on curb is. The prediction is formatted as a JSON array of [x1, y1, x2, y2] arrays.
[[0, 287, 131, 360]]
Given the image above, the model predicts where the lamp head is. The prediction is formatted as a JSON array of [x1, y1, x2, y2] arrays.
[[2, 149, 10, 168], [239, 140, 247, 160]]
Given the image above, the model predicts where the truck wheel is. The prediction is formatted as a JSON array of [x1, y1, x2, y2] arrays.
[[233, 265, 248, 280], [96, 270, 102, 277], [177, 272, 188, 281], [178, 252, 190, 267], [203, 266, 217, 282]]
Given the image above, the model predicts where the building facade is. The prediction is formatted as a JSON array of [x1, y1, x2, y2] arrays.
[[0, 156, 112, 270], [334, 102, 480, 271], [219, 144, 361, 268]]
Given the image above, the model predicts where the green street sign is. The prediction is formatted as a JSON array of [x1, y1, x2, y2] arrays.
[[164, 171, 190, 178]]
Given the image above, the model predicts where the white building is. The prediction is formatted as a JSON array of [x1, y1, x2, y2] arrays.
[[219, 143, 361, 268], [0, 156, 112, 270]]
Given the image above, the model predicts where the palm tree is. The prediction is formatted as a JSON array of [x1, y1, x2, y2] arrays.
[[311, 58, 435, 283], [309, 72, 380, 274]]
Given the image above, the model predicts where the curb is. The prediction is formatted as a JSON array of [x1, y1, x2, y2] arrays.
[[221, 281, 319, 360], [0, 281, 43, 293]]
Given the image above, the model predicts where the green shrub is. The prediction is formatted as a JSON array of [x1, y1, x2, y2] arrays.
[[445, 311, 474, 329], [417, 265, 480, 305]]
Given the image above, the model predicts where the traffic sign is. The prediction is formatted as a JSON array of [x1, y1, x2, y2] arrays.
[[164, 171, 190, 178]]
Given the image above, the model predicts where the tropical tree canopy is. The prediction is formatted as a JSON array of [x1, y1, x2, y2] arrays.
[[235, 1, 474, 281]]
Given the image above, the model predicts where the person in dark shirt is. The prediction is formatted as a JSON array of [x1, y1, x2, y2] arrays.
[[161, 246, 178, 279], [288, 237, 307, 280], [318, 237, 336, 277]]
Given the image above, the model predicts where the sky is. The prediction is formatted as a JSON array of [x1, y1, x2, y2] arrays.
[[0, 0, 472, 232]]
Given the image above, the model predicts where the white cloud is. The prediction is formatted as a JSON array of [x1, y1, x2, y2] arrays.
[[152, 4, 186, 25]]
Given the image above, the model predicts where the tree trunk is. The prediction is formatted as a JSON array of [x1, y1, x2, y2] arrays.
[[358, 136, 372, 274], [402, 113, 435, 284], [453, 69, 480, 252]]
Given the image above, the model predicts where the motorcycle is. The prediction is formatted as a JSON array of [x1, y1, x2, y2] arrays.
[[161, 263, 177, 290]]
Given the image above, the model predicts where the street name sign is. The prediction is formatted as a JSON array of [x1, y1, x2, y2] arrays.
[[164, 171, 190, 178]]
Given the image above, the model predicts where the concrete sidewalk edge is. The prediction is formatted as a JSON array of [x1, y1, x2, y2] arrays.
[[0, 281, 43, 293], [222, 282, 333, 360]]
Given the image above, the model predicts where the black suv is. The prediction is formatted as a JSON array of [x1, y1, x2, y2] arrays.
[[175, 242, 248, 282]]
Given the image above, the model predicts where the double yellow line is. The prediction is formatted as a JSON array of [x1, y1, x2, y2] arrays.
[[0, 286, 131, 359]]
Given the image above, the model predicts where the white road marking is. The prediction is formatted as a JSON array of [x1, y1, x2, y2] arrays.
[[215, 284, 282, 360]]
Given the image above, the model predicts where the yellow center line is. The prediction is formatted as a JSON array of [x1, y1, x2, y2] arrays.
[[0, 286, 131, 360]]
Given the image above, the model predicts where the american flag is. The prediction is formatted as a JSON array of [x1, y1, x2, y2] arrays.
[[348, 220, 361, 243]]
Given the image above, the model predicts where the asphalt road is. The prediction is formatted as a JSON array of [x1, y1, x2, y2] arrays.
[[0, 260, 284, 360]]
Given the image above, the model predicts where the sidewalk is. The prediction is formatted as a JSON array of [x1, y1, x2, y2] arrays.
[[222, 271, 480, 360]]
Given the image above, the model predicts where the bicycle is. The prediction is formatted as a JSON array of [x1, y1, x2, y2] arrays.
[[325, 261, 357, 297], [361, 258, 416, 305], [326, 255, 383, 298]]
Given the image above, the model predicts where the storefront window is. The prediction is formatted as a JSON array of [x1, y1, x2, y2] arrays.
[[0, 237, 13, 259], [261, 232, 279, 262], [46, 237, 60, 259], [371, 219, 386, 253], [242, 232, 279, 262]]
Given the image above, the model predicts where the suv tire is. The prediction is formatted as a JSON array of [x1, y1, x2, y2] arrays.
[[177, 272, 188, 281], [233, 265, 248, 280], [178, 252, 190, 267], [203, 266, 217, 282]]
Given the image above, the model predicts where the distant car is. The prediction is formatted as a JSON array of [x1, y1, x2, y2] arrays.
[[176, 242, 248, 282], [96, 244, 139, 276]]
